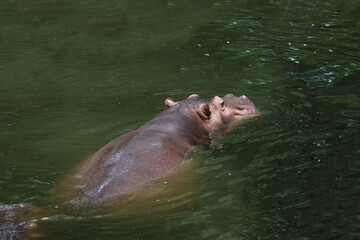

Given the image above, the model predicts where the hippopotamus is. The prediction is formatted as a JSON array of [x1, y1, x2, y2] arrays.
[[0, 93, 257, 239], [65, 93, 258, 203]]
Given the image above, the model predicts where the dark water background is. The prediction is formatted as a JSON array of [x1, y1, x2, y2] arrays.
[[0, 0, 359, 239]]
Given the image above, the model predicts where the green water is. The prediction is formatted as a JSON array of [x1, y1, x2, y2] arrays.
[[1, 0, 359, 239]]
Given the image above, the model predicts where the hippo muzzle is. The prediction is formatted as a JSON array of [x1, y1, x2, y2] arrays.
[[227, 94, 258, 116]]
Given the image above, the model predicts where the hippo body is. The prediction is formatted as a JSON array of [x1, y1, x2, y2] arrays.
[[70, 94, 258, 203], [0, 94, 258, 239]]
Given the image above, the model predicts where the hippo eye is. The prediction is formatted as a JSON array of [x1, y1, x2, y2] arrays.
[[220, 100, 225, 109]]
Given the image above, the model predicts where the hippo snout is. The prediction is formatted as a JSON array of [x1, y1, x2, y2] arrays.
[[240, 95, 252, 103], [239, 95, 250, 103], [240, 95, 247, 100], [238, 95, 255, 107]]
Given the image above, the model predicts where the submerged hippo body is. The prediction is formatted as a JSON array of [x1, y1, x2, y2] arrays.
[[70, 94, 257, 203], [0, 94, 257, 239]]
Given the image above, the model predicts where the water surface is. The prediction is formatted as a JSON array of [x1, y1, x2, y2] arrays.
[[0, 0, 359, 239]]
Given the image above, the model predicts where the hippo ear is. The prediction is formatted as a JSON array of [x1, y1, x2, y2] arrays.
[[165, 98, 178, 108], [196, 103, 211, 120]]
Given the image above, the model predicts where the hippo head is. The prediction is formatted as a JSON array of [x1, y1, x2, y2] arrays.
[[165, 93, 258, 133]]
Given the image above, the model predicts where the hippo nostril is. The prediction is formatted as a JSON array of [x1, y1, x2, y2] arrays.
[[240, 95, 247, 100]]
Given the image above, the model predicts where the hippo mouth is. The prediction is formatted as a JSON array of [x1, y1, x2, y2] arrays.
[[234, 105, 258, 116]]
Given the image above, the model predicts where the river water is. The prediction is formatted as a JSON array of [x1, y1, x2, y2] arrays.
[[0, 0, 359, 239]]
